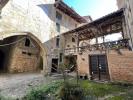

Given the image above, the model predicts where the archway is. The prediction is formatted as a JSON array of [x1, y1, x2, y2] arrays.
[[0, 32, 48, 74]]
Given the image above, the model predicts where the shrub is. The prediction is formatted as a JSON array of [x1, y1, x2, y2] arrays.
[[58, 83, 84, 100], [23, 81, 62, 100]]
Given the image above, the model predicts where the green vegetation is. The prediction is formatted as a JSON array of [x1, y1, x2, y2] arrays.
[[23, 79, 133, 100], [0, 95, 15, 100], [23, 80, 63, 100]]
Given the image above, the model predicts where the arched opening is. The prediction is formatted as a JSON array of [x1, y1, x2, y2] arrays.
[[0, 33, 47, 73], [0, 50, 5, 72]]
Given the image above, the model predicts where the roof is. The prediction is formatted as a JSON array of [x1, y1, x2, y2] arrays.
[[63, 9, 124, 41], [83, 16, 93, 22], [54, 0, 87, 23]]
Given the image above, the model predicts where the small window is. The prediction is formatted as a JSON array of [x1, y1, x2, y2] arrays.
[[22, 51, 27, 54], [67, 45, 70, 47], [72, 37, 75, 42], [60, 53, 63, 62], [27, 53, 32, 56], [25, 38, 30, 47], [56, 11, 62, 21], [56, 23, 60, 32], [75, 24, 77, 28], [56, 36, 60, 48]]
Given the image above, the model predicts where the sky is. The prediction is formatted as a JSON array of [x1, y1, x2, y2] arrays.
[[64, 0, 118, 20], [63, 0, 121, 41]]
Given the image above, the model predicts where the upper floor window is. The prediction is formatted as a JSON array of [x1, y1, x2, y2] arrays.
[[72, 37, 75, 42], [75, 24, 78, 28], [56, 23, 60, 33], [25, 38, 30, 47], [56, 11, 62, 21], [56, 36, 60, 48]]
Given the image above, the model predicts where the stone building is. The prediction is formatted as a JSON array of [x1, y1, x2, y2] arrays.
[[0, 36, 41, 73], [0, 0, 87, 73], [117, 0, 133, 50], [63, 9, 133, 83]]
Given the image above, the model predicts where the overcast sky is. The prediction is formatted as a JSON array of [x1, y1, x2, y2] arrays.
[[64, 0, 118, 20]]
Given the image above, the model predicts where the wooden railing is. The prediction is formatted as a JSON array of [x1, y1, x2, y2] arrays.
[[64, 39, 130, 54]]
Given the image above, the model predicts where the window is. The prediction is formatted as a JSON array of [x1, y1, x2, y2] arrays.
[[67, 45, 70, 47], [72, 37, 75, 42], [56, 23, 60, 32], [25, 38, 30, 47], [60, 53, 63, 62], [56, 36, 60, 48], [75, 24, 77, 28], [56, 11, 62, 21]]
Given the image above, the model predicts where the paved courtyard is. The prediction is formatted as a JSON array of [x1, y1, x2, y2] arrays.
[[0, 73, 54, 98]]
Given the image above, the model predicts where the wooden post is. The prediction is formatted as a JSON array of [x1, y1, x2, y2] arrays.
[[103, 36, 105, 43], [76, 33, 79, 52], [96, 36, 98, 49]]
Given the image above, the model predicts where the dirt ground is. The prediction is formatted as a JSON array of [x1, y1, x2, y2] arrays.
[[0, 73, 56, 98]]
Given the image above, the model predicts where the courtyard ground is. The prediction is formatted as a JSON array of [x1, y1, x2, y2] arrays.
[[0, 73, 58, 98], [0, 73, 133, 100]]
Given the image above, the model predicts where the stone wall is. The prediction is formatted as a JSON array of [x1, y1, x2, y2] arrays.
[[0, 0, 81, 73], [108, 50, 133, 82], [8, 36, 40, 73]]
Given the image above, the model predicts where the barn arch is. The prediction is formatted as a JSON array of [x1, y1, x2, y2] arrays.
[[0, 32, 48, 74]]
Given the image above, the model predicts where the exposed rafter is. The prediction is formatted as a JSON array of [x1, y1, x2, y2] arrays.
[[63, 9, 124, 41]]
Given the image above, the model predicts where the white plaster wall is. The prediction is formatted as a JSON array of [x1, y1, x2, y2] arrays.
[[0, 0, 55, 43], [0, 0, 81, 73]]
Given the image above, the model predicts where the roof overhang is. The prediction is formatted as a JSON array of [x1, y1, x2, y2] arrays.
[[63, 9, 124, 41], [54, 0, 87, 23]]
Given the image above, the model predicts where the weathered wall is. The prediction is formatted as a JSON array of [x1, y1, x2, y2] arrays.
[[77, 50, 106, 76], [76, 49, 133, 82], [117, 0, 133, 50], [0, 0, 81, 73], [77, 53, 90, 76], [108, 50, 133, 82], [9, 36, 40, 73]]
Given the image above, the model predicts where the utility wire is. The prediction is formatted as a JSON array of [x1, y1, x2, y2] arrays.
[[0, 37, 26, 47]]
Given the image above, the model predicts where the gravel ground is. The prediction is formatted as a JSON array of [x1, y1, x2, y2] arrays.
[[0, 73, 56, 98]]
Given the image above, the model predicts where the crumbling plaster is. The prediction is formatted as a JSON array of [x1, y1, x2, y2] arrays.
[[0, 0, 80, 74]]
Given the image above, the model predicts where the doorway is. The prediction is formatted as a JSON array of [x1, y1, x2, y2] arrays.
[[0, 50, 5, 72], [89, 55, 109, 80], [51, 59, 58, 73]]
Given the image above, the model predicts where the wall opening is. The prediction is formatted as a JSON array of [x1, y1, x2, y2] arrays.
[[51, 59, 58, 73], [0, 50, 5, 72], [0, 35, 43, 73]]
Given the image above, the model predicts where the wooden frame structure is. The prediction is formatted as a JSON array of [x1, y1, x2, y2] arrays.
[[63, 9, 124, 41], [63, 9, 128, 53]]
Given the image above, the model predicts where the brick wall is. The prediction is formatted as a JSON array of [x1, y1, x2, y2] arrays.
[[77, 53, 90, 76], [108, 50, 133, 82], [8, 37, 40, 73]]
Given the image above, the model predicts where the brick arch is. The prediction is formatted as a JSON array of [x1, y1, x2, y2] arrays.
[[0, 32, 48, 75]]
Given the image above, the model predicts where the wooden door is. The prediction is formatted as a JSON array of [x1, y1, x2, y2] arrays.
[[90, 55, 109, 80]]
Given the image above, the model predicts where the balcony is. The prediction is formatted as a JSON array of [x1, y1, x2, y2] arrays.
[[64, 39, 130, 55]]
